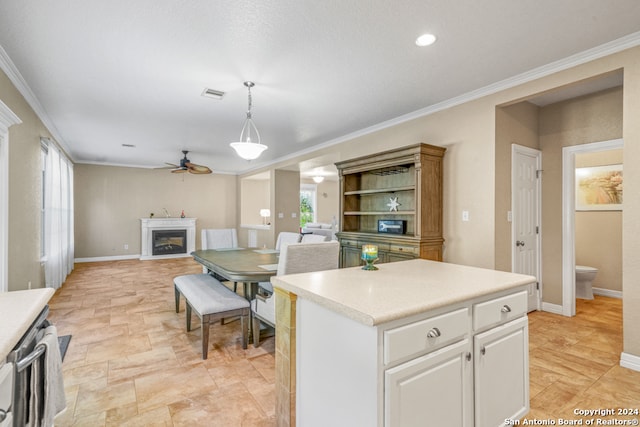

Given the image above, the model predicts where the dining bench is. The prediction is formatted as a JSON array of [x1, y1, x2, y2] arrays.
[[173, 273, 250, 359]]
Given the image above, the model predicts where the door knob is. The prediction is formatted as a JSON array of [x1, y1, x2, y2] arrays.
[[516, 240, 525, 247]]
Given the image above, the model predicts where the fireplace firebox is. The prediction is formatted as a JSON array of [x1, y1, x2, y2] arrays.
[[152, 230, 187, 256], [140, 217, 196, 260]]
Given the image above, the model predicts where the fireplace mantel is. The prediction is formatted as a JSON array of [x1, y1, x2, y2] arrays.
[[140, 218, 196, 260]]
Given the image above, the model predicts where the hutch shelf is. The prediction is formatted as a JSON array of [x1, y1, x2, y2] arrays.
[[335, 143, 445, 267]]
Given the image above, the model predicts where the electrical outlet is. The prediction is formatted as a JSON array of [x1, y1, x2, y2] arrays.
[[291, 212, 297, 218], [124, 244, 129, 250], [278, 212, 284, 219], [28, 281, 32, 289], [462, 210, 470, 222], [507, 211, 512, 222]]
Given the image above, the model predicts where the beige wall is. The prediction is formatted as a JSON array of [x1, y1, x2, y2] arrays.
[[538, 87, 623, 304], [494, 90, 623, 304], [1, 69, 57, 291], [495, 101, 540, 272], [5, 44, 640, 357], [575, 150, 623, 293], [244, 46, 640, 357], [272, 170, 301, 237], [622, 58, 640, 356], [240, 178, 270, 226], [74, 164, 237, 257]]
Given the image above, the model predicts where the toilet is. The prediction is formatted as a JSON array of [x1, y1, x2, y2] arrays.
[[575, 265, 598, 299]]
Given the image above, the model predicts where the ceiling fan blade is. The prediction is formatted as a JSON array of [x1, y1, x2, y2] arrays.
[[170, 167, 188, 173], [165, 162, 180, 167], [185, 162, 212, 174]]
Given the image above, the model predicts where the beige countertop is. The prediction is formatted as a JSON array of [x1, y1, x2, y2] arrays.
[[0, 288, 55, 358], [272, 259, 536, 326]]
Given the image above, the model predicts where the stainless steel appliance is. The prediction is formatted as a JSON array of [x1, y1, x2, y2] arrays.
[[4, 306, 51, 427]]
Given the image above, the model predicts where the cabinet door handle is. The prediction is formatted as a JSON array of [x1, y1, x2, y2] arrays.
[[466, 352, 472, 362], [501, 304, 512, 313], [481, 346, 486, 356], [426, 327, 441, 338]]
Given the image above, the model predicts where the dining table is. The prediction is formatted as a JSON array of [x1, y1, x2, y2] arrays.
[[190, 248, 280, 300]]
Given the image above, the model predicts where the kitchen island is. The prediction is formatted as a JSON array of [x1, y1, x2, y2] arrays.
[[0, 288, 55, 358], [271, 259, 536, 427], [1, 288, 55, 425]]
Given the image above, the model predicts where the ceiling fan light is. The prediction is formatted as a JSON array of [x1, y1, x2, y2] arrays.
[[312, 176, 325, 183], [230, 141, 268, 160]]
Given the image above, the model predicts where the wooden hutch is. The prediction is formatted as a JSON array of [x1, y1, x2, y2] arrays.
[[335, 143, 445, 267]]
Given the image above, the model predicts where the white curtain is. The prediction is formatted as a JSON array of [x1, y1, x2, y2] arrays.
[[44, 142, 74, 289]]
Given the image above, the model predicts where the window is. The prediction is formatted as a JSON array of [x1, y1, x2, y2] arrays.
[[42, 138, 74, 289], [300, 184, 317, 228], [41, 140, 48, 259]]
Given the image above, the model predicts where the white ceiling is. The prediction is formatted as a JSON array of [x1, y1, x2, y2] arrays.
[[0, 1, 639, 176]]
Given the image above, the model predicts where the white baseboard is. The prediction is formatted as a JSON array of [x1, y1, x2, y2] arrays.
[[541, 302, 564, 315], [592, 287, 623, 299], [75, 254, 141, 263], [620, 352, 640, 372]]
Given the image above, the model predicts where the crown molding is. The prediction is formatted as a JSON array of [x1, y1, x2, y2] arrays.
[[0, 44, 74, 160], [240, 31, 640, 175], [0, 98, 21, 131], [3, 31, 640, 175]]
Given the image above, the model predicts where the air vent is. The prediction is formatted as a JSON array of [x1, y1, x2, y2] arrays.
[[122, 144, 136, 148], [201, 88, 225, 100]]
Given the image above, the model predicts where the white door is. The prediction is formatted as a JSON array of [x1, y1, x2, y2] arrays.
[[385, 339, 473, 427], [0, 133, 6, 293], [512, 145, 541, 311], [474, 316, 529, 427]]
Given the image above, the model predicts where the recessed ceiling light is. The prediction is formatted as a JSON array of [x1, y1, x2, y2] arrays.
[[201, 88, 225, 100], [415, 33, 437, 47]]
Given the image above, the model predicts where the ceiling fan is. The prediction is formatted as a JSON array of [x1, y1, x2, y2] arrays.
[[163, 150, 212, 174]]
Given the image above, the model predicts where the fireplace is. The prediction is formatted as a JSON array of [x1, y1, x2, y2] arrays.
[[152, 229, 187, 256], [140, 217, 196, 260]]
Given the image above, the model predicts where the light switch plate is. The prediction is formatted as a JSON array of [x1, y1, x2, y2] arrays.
[[462, 210, 469, 222]]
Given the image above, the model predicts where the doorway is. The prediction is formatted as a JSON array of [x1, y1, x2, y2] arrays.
[[561, 138, 623, 316], [511, 144, 542, 311]]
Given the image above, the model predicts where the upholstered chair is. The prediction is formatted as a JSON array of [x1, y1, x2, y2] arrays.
[[300, 233, 328, 243], [201, 228, 239, 291], [274, 231, 301, 251], [251, 240, 340, 346]]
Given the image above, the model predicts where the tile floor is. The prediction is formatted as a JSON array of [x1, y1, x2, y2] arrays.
[[47, 258, 640, 426], [49, 258, 275, 426]]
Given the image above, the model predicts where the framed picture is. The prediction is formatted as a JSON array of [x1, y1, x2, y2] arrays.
[[575, 164, 623, 211]]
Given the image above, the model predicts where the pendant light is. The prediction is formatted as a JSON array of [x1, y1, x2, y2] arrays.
[[230, 81, 268, 160]]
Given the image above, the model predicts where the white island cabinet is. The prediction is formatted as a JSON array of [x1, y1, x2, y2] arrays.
[[271, 259, 535, 427]]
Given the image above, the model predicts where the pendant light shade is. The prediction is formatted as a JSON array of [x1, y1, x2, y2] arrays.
[[230, 81, 268, 160]]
